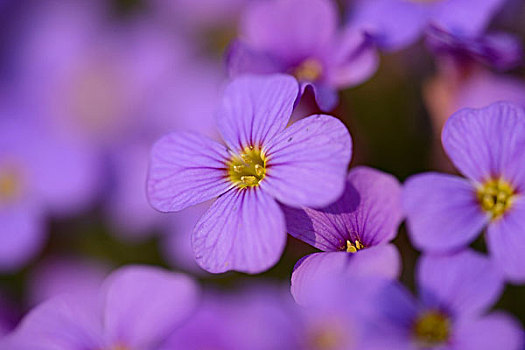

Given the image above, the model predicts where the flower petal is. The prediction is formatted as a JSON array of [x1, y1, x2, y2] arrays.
[[263, 114, 352, 208], [283, 166, 401, 250], [442, 102, 525, 183], [403, 173, 488, 252], [454, 312, 524, 350], [241, 0, 337, 62], [216, 74, 299, 152], [147, 131, 231, 212], [0, 203, 46, 272], [103, 266, 199, 349], [486, 198, 525, 283], [434, 0, 506, 35], [226, 40, 285, 77], [192, 188, 286, 274], [291, 245, 401, 304], [417, 250, 504, 317]]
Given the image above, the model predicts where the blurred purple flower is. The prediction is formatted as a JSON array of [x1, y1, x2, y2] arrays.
[[0, 119, 98, 271], [426, 25, 523, 71], [352, 250, 523, 350], [403, 102, 525, 283], [227, 0, 379, 111], [147, 74, 352, 273], [2, 265, 199, 350], [282, 166, 403, 304], [162, 285, 302, 350], [349, 0, 506, 51]]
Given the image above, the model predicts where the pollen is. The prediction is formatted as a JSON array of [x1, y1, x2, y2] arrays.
[[293, 58, 323, 82], [346, 240, 366, 253], [477, 178, 515, 220], [0, 166, 21, 203], [228, 146, 267, 188], [413, 310, 450, 346]]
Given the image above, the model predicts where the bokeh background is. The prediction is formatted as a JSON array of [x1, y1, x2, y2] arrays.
[[0, 0, 524, 335]]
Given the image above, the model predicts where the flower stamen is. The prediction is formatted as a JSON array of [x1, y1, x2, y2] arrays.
[[413, 310, 450, 346], [346, 240, 365, 253], [477, 178, 515, 220], [293, 58, 323, 82], [228, 146, 267, 188]]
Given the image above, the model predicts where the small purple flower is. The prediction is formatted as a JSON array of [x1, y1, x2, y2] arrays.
[[351, 250, 523, 350], [403, 102, 525, 283], [283, 166, 403, 304], [147, 74, 352, 273], [227, 0, 379, 111], [2, 265, 199, 350], [349, 0, 506, 50], [426, 25, 523, 71]]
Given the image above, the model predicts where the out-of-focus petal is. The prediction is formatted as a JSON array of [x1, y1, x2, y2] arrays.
[[192, 188, 286, 274], [102, 266, 199, 349], [454, 312, 524, 350], [291, 246, 400, 304], [487, 198, 525, 283], [403, 173, 488, 251], [241, 0, 337, 62], [217, 74, 299, 151], [417, 250, 504, 317], [262, 114, 351, 208], [442, 102, 525, 184], [226, 40, 285, 77], [147, 131, 231, 212]]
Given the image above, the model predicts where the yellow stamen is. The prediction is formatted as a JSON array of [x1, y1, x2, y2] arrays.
[[413, 310, 450, 346], [477, 178, 515, 220], [228, 146, 267, 189], [346, 240, 366, 253], [293, 58, 323, 82], [0, 166, 21, 203]]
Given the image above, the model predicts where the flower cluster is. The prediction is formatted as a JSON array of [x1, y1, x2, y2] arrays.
[[0, 0, 524, 349]]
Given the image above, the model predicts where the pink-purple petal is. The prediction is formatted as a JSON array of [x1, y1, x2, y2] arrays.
[[486, 198, 525, 283], [403, 173, 488, 252], [192, 189, 286, 274], [442, 102, 525, 183], [262, 114, 352, 208], [216, 74, 299, 152], [102, 266, 199, 349], [147, 131, 231, 213], [291, 245, 401, 305], [453, 312, 524, 350], [417, 250, 504, 317]]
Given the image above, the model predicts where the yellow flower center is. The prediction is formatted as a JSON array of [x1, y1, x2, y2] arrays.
[[477, 178, 515, 220], [308, 320, 348, 350], [293, 58, 323, 82], [413, 310, 450, 346], [0, 166, 21, 203], [228, 146, 267, 188], [346, 239, 366, 253]]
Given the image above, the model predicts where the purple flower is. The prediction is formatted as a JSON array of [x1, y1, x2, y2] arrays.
[[426, 25, 523, 71], [349, 0, 506, 50], [227, 0, 379, 111], [283, 166, 403, 304], [403, 102, 525, 283], [2, 265, 199, 350], [0, 119, 98, 271], [147, 74, 352, 273], [351, 250, 523, 350]]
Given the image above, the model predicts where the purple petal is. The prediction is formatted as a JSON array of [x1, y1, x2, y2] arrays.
[[147, 131, 231, 212], [241, 0, 337, 62], [226, 40, 285, 77], [192, 188, 286, 274], [417, 250, 504, 317], [283, 166, 401, 250], [349, 0, 431, 50], [2, 293, 103, 350], [403, 173, 488, 252], [291, 245, 401, 304], [217, 74, 299, 152], [262, 114, 352, 208], [102, 266, 199, 348], [0, 203, 46, 272], [442, 102, 525, 184], [486, 198, 525, 283], [454, 312, 524, 350], [433, 0, 506, 35], [308, 83, 339, 113]]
